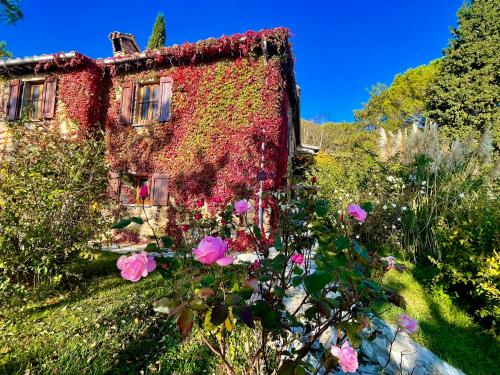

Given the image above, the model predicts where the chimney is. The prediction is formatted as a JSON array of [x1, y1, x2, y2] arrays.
[[109, 32, 140, 56]]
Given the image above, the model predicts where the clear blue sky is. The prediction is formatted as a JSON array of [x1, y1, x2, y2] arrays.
[[1, 0, 462, 122]]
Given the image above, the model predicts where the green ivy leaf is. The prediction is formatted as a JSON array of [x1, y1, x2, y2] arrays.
[[354, 242, 369, 260], [145, 243, 159, 252], [253, 225, 262, 240], [292, 276, 303, 287], [274, 235, 283, 251]]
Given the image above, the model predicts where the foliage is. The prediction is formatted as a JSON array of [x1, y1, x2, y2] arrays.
[[427, 0, 500, 144], [0, 0, 23, 58], [0, 0, 22, 24], [354, 61, 441, 131], [375, 123, 499, 330], [301, 120, 381, 206], [0, 125, 109, 292], [107, 54, 289, 210], [114, 180, 406, 374], [147, 13, 166, 50]]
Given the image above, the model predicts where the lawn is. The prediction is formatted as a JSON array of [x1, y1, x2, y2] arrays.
[[1, 255, 499, 375], [375, 262, 500, 375], [0, 253, 217, 375]]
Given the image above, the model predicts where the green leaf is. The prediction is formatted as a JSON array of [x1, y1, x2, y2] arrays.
[[145, 243, 159, 252], [253, 225, 262, 240], [261, 309, 281, 330], [211, 304, 229, 326], [335, 237, 350, 251], [111, 219, 131, 229], [274, 286, 285, 298], [304, 271, 333, 295], [274, 235, 283, 251], [314, 200, 328, 217], [177, 308, 194, 337], [161, 236, 174, 248], [354, 242, 369, 260], [225, 294, 243, 306], [152, 298, 177, 314], [201, 276, 215, 286], [361, 201, 373, 213], [131, 216, 144, 224], [292, 276, 303, 287], [236, 288, 254, 300]]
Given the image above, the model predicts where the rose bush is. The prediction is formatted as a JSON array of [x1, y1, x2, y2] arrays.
[[113, 178, 408, 374]]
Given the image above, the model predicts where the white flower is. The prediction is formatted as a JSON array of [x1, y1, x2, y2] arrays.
[[402, 206, 408, 211], [384, 225, 388, 229], [341, 225, 345, 229], [392, 225, 396, 229], [356, 235, 360, 239], [369, 192, 372, 196], [397, 218, 401, 222], [459, 193, 465, 198], [383, 205, 388, 210], [338, 210, 342, 214], [421, 181, 427, 186], [391, 203, 396, 208]]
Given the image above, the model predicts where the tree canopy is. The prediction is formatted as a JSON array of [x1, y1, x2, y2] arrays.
[[0, 0, 23, 57], [427, 0, 500, 143], [147, 13, 166, 50], [354, 61, 440, 131]]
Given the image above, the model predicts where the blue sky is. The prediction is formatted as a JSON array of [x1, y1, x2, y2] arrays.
[[1, 0, 462, 122]]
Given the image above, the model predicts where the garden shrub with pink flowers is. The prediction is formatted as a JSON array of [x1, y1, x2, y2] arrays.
[[113, 179, 412, 374]]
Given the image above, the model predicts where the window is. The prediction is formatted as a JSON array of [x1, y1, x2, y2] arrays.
[[118, 175, 151, 205], [136, 83, 160, 125], [23, 82, 45, 120], [6, 77, 57, 122]]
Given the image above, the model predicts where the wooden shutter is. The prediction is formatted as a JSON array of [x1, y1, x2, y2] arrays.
[[151, 174, 169, 206], [42, 75, 57, 119], [119, 81, 135, 125], [6, 79, 21, 121], [157, 77, 173, 122], [108, 172, 121, 201]]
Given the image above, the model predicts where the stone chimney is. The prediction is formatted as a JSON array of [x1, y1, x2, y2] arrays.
[[109, 32, 140, 56]]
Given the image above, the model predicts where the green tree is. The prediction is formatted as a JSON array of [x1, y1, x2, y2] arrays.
[[0, 0, 23, 57], [427, 0, 500, 143], [354, 61, 441, 131], [147, 13, 166, 50]]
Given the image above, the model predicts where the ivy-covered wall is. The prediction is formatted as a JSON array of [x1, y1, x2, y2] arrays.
[[106, 55, 290, 209]]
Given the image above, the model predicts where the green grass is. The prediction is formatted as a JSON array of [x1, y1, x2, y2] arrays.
[[0, 254, 217, 375], [375, 262, 500, 375]]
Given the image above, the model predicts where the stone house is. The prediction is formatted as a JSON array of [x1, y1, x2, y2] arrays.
[[0, 28, 313, 235]]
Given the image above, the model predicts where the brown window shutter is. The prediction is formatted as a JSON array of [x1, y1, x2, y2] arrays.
[[119, 81, 135, 125], [42, 75, 57, 119], [6, 79, 22, 121], [108, 172, 121, 200], [151, 174, 169, 206], [157, 77, 173, 122]]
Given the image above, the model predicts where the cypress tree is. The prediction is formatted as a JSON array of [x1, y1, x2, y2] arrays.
[[147, 13, 166, 50], [427, 0, 500, 143]]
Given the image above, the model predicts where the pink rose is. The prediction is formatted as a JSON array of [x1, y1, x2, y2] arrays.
[[252, 259, 261, 271], [139, 184, 149, 199], [290, 253, 305, 265], [347, 204, 367, 222], [193, 236, 233, 266], [331, 341, 358, 373], [397, 313, 418, 334], [383, 256, 397, 270], [234, 199, 251, 215], [117, 252, 156, 282], [195, 199, 204, 208]]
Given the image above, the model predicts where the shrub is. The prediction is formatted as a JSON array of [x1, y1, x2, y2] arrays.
[[0, 125, 109, 292], [113, 184, 406, 374]]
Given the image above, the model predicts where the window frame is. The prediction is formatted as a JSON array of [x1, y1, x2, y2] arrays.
[[20, 79, 45, 122], [133, 81, 160, 126]]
